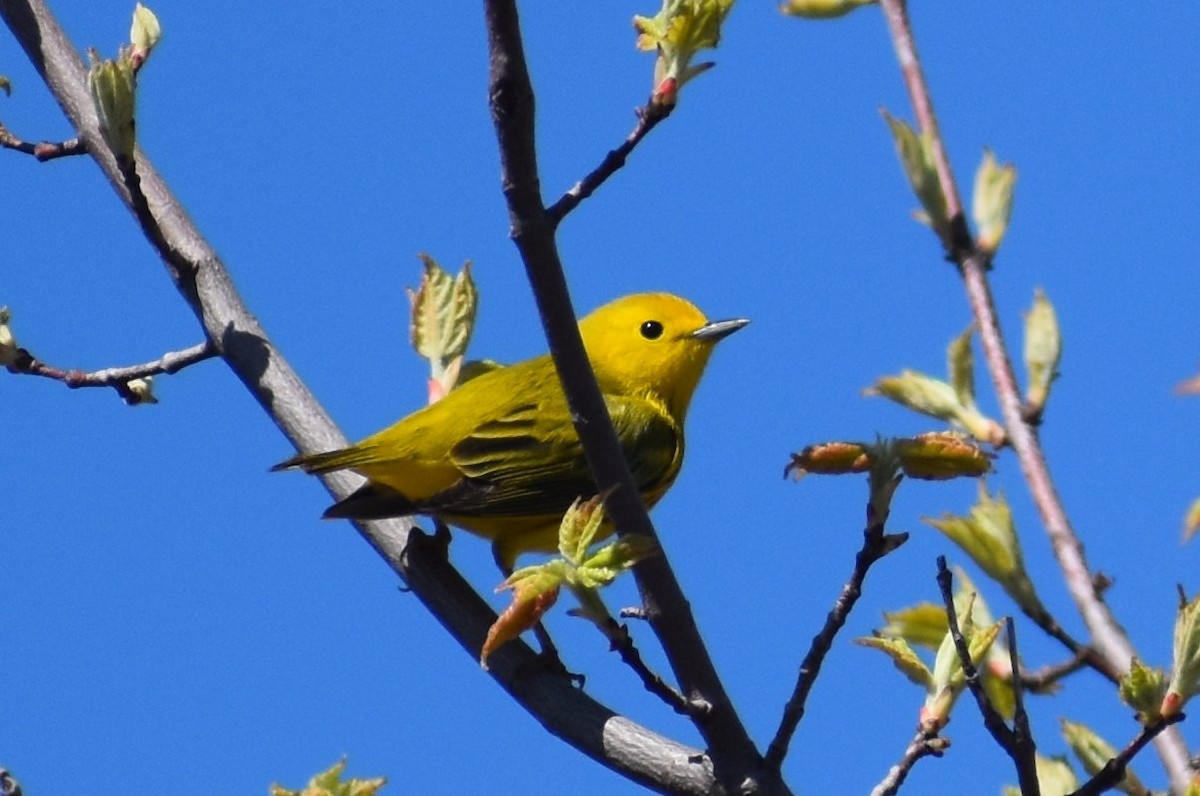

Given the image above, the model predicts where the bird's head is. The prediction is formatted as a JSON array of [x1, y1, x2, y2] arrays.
[[579, 292, 748, 422]]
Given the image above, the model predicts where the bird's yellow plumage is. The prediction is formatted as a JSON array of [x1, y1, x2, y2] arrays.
[[275, 292, 747, 570]]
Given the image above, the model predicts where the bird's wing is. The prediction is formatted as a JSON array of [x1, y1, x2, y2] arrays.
[[424, 395, 681, 518]]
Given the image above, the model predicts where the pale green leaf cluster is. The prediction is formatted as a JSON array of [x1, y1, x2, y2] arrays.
[[1001, 755, 1079, 796], [925, 484, 1043, 618], [503, 498, 656, 630], [972, 149, 1016, 255], [1061, 719, 1146, 795], [407, 255, 478, 399], [87, 50, 137, 160], [860, 588, 1002, 732], [882, 110, 949, 242], [779, 0, 875, 19], [270, 758, 387, 796], [1023, 289, 1061, 416], [0, 306, 20, 366], [633, 0, 735, 105], [1119, 657, 1168, 725]]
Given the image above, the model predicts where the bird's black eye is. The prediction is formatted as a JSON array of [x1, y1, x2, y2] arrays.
[[640, 320, 664, 340]]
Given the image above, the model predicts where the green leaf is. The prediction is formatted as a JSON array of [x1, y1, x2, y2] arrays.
[[925, 483, 1044, 617], [1166, 587, 1200, 717], [946, 326, 976, 410], [130, 3, 162, 64], [633, 0, 735, 104], [86, 50, 137, 160], [270, 758, 387, 796], [972, 148, 1016, 255], [880, 603, 949, 650], [408, 255, 478, 393], [557, 496, 608, 563], [856, 635, 933, 688], [1118, 657, 1167, 725], [779, 0, 875, 18], [1023, 288, 1061, 416], [881, 109, 949, 241]]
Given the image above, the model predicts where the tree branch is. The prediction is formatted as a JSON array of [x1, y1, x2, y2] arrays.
[[875, 0, 1192, 786], [483, 1, 778, 792], [869, 731, 948, 796], [1066, 715, 1185, 796], [0, 123, 85, 159], [1, 1, 727, 791], [764, 493, 908, 770], [546, 101, 672, 225], [10, 339, 216, 401], [937, 559, 1040, 795]]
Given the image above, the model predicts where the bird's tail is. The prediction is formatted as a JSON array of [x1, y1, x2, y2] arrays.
[[323, 482, 420, 520]]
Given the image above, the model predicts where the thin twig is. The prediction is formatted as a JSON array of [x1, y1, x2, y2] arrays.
[[1017, 649, 1090, 692], [546, 102, 673, 225], [601, 617, 706, 717], [764, 505, 908, 770], [875, 0, 1191, 786], [12, 339, 216, 399], [1067, 715, 1186, 796], [869, 730, 948, 796], [483, 2, 777, 793], [937, 559, 1040, 796], [0, 123, 86, 160], [1004, 618, 1041, 793]]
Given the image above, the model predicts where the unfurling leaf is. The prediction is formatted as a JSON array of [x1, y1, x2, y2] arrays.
[[947, 326, 976, 409], [633, 0, 735, 105], [1119, 657, 1167, 725], [0, 306, 21, 366], [925, 484, 1043, 617], [972, 148, 1016, 255], [865, 370, 1004, 445], [408, 254, 478, 402], [779, 0, 875, 18], [558, 496, 608, 562], [856, 636, 933, 689], [1176, 372, 1200, 396], [1164, 588, 1200, 717], [1023, 289, 1061, 416], [921, 602, 1002, 732], [86, 50, 137, 161], [483, 566, 564, 670], [129, 3, 162, 67], [882, 109, 949, 242], [1184, 497, 1200, 543], [880, 603, 949, 649], [269, 758, 387, 796], [1061, 719, 1146, 795]]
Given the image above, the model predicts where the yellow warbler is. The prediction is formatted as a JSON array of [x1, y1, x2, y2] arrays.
[[274, 293, 747, 570]]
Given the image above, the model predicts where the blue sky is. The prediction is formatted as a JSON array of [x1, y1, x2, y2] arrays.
[[4, 2, 1200, 794]]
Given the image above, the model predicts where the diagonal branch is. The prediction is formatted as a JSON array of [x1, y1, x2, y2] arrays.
[[0, 1, 725, 791], [546, 101, 673, 225], [764, 492, 908, 770], [483, 1, 778, 793], [875, 0, 1191, 787]]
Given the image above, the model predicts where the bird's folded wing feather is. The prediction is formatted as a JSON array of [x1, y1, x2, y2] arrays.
[[424, 395, 680, 518]]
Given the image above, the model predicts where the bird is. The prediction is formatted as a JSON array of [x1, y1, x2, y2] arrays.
[[273, 292, 748, 571]]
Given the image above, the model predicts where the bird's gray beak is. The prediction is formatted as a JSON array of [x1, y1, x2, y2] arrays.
[[691, 317, 749, 342]]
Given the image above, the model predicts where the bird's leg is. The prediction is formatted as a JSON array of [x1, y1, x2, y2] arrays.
[[399, 519, 453, 575]]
